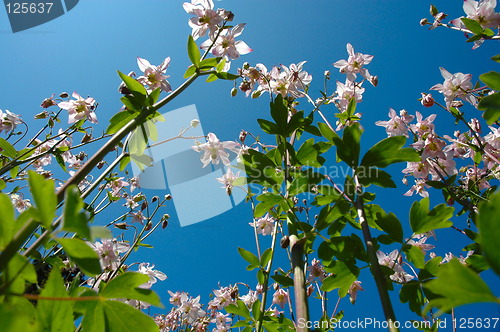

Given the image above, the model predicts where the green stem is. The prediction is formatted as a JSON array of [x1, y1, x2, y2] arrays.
[[354, 175, 399, 332], [290, 234, 309, 332], [0, 73, 201, 274]]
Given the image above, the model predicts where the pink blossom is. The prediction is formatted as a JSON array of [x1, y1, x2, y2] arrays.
[[137, 262, 167, 288], [411, 134, 447, 160], [411, 111, 436, 136], [87, 238, 129, 270], [451, 0, 500, 29], [404, 178, 431, 197], [249, 213, 275, 236], [183, 0, 222, 40], [192, 133, 238, 167], [137, 57, 172, 92], [333, 43, 375, 83], [377, 250, 414, 283], [217, 168, 241, 195], [334, 79, 365, 112], [130, 210, 146, 224], [240, 290, 258, 307], [200, 23, 252, 60], [208, 286, 235, 310], [58, 92, 97, 124], [10, 193, 31, 212], [430, 68, 475, 108], [272, 288, 288, 309], [0, 109, 22, 133], [348, 280, 364, 304], [407, 234, 435, 254], [306, 258, 327, 282], [375, 108, 414, 137]]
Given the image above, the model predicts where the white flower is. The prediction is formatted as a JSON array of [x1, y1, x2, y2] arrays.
[[333, 43, 375, 83], [0, 109, 22, 133], [183, 0, 222, 40], [137, 262, 167, 288], [58, 92, 97, 124], [249, 213, 275, 236], [217, 168, 241, 195], [200, 23, 253, 60], [430, 67, 476, 107], [192, 133, 238, 167], [137, 57, 172, 92]]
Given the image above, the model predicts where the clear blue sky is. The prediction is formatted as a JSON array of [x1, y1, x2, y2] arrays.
[[1, 0, 499, 327]]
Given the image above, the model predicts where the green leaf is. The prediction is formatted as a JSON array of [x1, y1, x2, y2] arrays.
[[254, 193, 284, 217], [318, 122, 338, 142], [492, 54, 500, 63], [119, 155, 131, 171], [260, 248, 273, 267], [405, 245, 425, 269], [106, 110, 138, 135], [0, 303, 38, 332], [28, 170, 57, 229], [480, 71, 500, 90], [37, 269, 75, 332], [146, 88, 161, 106], [102, 300, 159, 332], [257, 119, 278, 135], [478, 190, 500, 276], [288, 170, 324, 196], [206, 73, 218, 82], [117, 70, 147, 97], [199, 57, 221, 69], [0, 194, 15, 249], [6, 254, 37, 295], [361, 136, 420, 168], [400, 283, 425, 315], [237, 247, 260, 268], [0, 138, 17, 158], [57, 238, 102, 276], [0, 178, 5, 190], [187, 35, 201, 66], [357, 167, 396, 188], [409, 198, 453, 234], [215, 72, 240, 80], [184, 65, 197, 78], [296, 138, 324, 167], [271, 274, 294, 288], [321, 261, 359, 297], [460, 17, 485, 35], [478, 92, 500, 125], [270, 95, 288, 136], [79, 296, 105, 332], [374, 212, 403, 243], [425, 259, 499, 314], [62, 185, 90, 239], [338, 123, 362, 167], [101, 272, 161, 306], [225, 300, 251, 319]]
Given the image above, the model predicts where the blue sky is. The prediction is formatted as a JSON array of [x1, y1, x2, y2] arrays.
[[1, 0, 499, 328]]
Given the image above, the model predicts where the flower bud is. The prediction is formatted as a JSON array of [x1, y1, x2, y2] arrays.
[[97, 161, 106, 169], [114, 222, 128, 230], [420, 93, 434, 107], [307, 284, 314, 297], [165, 194, 172, 200], [145, 221, 152, 231], [251, 90, 261, 99], [231, 87, 238, 97], [41, 97, 57, 108], [420, 18, 429, 26], [239, 130, 247, 143], [59, 92, 69, 98], [35, 111, 49, 119], [152, 196, 159, 202], [190, 119, 200, 128], [369, 75, 378, 87], [162, 219, 169, 229]]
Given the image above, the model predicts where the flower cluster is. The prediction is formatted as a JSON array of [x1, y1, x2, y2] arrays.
[[184, 0, 252, 64], [237, 61, 312, 99]]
